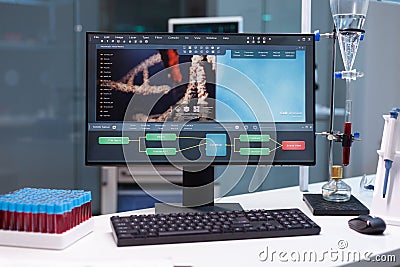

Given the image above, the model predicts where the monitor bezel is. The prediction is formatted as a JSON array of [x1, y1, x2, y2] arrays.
[[168, 16, 244, 33]]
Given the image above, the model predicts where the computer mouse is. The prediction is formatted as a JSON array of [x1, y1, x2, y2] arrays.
[[348, 215, 386, 235]]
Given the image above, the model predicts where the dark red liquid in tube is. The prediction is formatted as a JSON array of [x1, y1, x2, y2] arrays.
[[16, 212, 24, 231], [9, 211, 16, 231], [71, 206, 76, 227], [0, 210, 4, 230], [55, 214, 64, 234], [25, 211, 33, 232], [47, 214, 55, 233], [8, 202, 16, 231], [2, 211, 9, 230]]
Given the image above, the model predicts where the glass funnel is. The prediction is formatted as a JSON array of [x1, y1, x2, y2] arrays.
[[330, 0, 369, 71]]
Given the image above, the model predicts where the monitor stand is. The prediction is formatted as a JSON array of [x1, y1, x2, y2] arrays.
[[155, 166, 243, 214]]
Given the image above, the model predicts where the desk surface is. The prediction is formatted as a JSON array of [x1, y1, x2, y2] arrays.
[[1, 176, 399, 267]]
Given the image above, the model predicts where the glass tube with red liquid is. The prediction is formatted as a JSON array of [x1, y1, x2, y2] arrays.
[[343, 79, 352, 166], [54, 202, 65, 234], [15, 202, 24, 231], [24, 203, 33, 232], [8, 201, 16, 231], [0, 199, 8, 230], [46, 203, 55, 233], [31, 203, 40, 232]]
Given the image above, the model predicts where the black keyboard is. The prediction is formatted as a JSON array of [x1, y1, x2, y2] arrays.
[[110, 208, 321, 247]]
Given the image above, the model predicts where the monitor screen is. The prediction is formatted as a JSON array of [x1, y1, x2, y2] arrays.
[[86, 32, 315, 166], [168, 17, 243, 33]]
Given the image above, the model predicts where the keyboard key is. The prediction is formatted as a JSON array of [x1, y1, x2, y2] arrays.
[[287, 224, 303, 229], [159, 230, 209, 236]]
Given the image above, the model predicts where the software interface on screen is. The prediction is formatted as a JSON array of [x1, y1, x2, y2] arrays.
[[86, 33, 315, 165]]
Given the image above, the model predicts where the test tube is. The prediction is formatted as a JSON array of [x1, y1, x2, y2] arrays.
[[24, 203, 32, 232], [72, 196, 78, 227], [88, 192, 92, 220], [46, 203, 55, 233], [343, 79, 352, 166], [80, 193, 85, 222], [84, 191, 92, 220], [66, 201, 73, 231], [8, 201, 16, 231], [63, 201, 69, 232], [0, 199, 4, 230], [15, 202, 24, 231], [38, 202, 47, 233], [2, 201, 10, 230], [54, 202, 64, 234], [31, 202, 39, 232]]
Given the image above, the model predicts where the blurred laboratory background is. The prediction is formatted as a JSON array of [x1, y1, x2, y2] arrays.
[[0, 0, 399, 214]]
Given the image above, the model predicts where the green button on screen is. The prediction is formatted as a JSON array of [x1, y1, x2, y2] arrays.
[[146, 148, 177, 156], [240, 135, 270, 142], [146, 134, 177, 141], [240, 148, 270, 156], [98, 137, 129, 145]]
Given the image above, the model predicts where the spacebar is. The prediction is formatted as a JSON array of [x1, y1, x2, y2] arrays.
[[158, 230, 209, 236]]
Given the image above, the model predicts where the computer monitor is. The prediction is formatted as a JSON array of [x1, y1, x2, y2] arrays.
[[86, 32, 315, 212], [168, 16, 243, 33]]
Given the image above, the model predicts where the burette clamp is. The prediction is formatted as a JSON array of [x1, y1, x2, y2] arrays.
[[316, 131, 361, 144], [314, 29, 365, 42], [314, 30, 335, 41], [340, 131, 361, 148], [334, 69, 364, 80]]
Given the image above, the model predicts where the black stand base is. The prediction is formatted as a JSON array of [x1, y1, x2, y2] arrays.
[[155, 203, 243, 214], [155, 166, 244, 214], [303, 194, 369, 216]]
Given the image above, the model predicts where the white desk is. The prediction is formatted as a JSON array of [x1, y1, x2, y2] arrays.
[[1, 176, 399, 267]]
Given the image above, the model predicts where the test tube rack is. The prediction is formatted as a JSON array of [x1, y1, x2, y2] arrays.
[[371, 114, 400, 226], [0, 188, 94, 250]]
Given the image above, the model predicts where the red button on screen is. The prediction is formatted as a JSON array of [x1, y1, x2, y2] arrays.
[[282, 141, 305, 151]]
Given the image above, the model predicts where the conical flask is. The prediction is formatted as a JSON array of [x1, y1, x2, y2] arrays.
[[330, 0, 369, 71]]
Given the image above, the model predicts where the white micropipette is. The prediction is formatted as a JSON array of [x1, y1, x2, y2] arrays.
[[383, 110, 398, 198]]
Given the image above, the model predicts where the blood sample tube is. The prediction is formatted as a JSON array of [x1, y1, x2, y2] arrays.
[[46, 203, 55, 234], [77, 196, 81, 225], [2, 201, 9, 230], [84, 192, 91, 220], [31, 203, 39, 232], [38, 202, 47, 233], [8, 201, 16, 231], [78, 194, 83, 224], [77, 193, 83, 225], [0, 199, 4, 230], [82, 192, 87, 221], [54, 202, 62, 234], [66, 201, 72, 231], [79, 193, 84, 221], [24, 203, 32, 232], [78, 193, 84, 223], [87, 192, 92, 219], [71, 197, 78, 227], [80, 193, 85, 223], [15, 202, 24, 231], [61, 201, 67, 232]]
